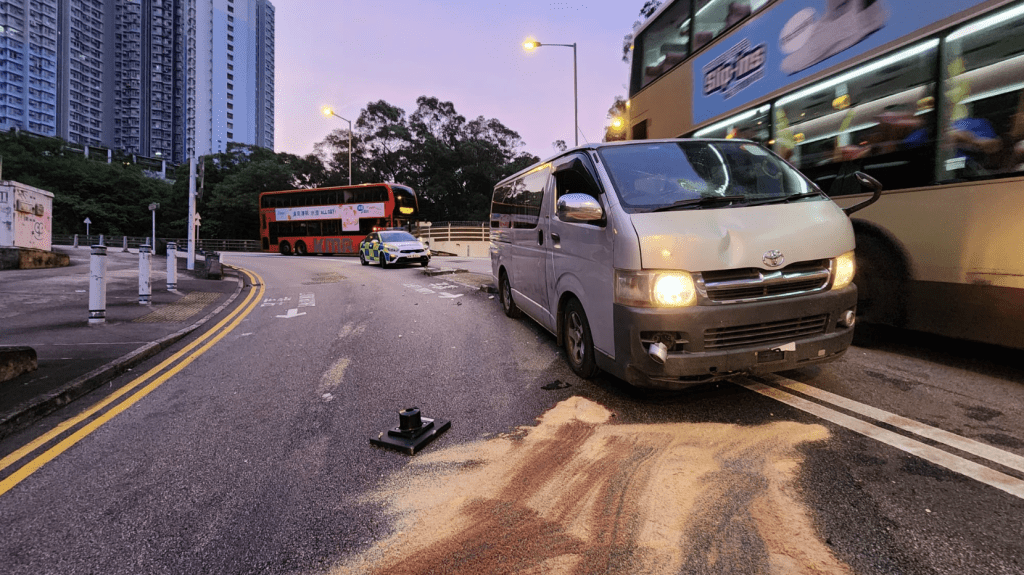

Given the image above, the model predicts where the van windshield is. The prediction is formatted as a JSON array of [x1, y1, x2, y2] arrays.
[[597, 141, 822, 213]]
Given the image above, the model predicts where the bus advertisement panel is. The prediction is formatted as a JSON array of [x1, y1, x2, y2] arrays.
[[258, 183, 419, 256], [693, 0, 980, 124]]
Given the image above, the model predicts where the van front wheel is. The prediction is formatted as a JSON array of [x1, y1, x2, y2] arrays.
[[564, 298, 598, 379], [499, 272, 522, 319]]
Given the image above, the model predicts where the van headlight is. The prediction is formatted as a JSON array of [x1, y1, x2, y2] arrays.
[[615, 270, 697, 307], [832, 251, 855, 290]]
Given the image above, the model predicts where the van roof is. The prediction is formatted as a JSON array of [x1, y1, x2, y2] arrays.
[[495, 137, 748, 188]]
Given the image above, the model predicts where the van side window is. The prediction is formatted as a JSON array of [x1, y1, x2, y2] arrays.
[[491, 166, 549, 229], [553, 155, 601, 199]]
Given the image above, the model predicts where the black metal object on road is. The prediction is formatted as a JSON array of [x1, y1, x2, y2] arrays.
[[370, 407, 451, 455]]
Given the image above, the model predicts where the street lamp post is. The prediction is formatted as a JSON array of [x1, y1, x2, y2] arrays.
[[322, 107, 353, 186], [523, 40, 578, 147]]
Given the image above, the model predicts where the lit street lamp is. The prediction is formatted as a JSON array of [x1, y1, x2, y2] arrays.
[[523, 39, 578, 147], [322, 106, 353, 186]]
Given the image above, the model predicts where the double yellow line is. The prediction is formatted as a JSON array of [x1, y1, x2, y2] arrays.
[[0, 266, 265, 497]]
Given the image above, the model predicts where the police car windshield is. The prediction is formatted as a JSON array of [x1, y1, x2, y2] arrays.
[[597, 141, 821, 213], [380, 231, 416, 242]]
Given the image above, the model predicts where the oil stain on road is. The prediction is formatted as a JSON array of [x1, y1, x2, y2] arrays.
[[333, 397, 850, 575]]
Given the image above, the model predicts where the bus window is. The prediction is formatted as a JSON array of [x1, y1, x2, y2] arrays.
[[692, 104, 770, 143], [633, 0, 691, 93], [940, 4, 1024, 180], [774, 40, 939, 194], [693, 0, 768, 51]]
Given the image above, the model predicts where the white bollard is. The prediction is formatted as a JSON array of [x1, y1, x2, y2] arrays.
[[99, 234, 105, 246], [73, 234, 79, 248], [166, 241, 177, 291], [123, 236, 129, 252], [88, 245, 107, 324], [139, 244, 151, 305]]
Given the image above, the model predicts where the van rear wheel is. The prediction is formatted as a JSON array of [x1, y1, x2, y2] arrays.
[[499, 272, 522, 318], [564, 298, 598, 379]]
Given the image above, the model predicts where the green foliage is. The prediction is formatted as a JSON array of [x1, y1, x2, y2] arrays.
[[2, 94, 536, 239]]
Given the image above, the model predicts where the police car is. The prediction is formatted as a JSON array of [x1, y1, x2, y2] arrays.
[[358, 230, 431, 268]]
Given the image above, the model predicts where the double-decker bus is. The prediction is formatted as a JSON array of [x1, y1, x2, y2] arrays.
[[258, 183, 419, 255], [627, 0, 1024, 349]]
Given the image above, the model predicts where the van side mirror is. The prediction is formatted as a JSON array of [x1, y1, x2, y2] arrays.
[[842, 171, 884, 216], [557, 193, 604, 223]]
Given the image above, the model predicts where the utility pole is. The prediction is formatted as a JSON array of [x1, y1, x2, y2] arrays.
[[187, 156, 196, 270]]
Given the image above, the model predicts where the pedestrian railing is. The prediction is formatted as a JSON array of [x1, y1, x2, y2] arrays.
[[52, 235, 261, 252], [414, 222, 490, 242]]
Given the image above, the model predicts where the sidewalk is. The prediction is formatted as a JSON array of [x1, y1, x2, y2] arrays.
[[423, 255, 496, 292], [0, 246, 243, 440]]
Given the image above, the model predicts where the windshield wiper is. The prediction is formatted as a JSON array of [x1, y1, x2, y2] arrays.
[[743, 191, 824, 207], [645, 195, 746, 212]]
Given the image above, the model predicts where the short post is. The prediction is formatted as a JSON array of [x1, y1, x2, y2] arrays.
[[122, 236, 129, 252], [88, 245, 107, 324], [166, 241, 177, 291], [99, 234, 105, 246], [139, 244, 152, 305], [73, 234, 79, 248]]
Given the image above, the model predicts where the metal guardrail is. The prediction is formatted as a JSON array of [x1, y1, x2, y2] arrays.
[[52, 235, 261, 252], [415, 222, 490, 242]]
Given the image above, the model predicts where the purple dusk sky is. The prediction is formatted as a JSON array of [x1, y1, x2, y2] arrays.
[[273, 0, 646, 161]]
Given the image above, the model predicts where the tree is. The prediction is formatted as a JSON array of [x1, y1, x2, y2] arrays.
[[623, 1, 664, 62]]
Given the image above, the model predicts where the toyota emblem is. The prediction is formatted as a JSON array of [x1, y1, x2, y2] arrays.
[[763, 250, 785, 267]]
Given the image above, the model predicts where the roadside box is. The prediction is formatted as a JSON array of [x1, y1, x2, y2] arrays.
[[0, 181, 54, 251]]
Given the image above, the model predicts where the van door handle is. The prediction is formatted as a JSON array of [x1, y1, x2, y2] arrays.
[[538, 230, 544, 245], [550, 233, 560, 243]]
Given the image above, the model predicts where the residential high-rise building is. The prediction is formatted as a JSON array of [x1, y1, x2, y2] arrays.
[[194, 0, 274, 156], [0, 0, 274, 164]]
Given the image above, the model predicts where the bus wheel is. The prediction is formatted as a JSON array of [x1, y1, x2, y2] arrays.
[[359, 252, 368, 266], [564, 298, 598, 379], [499, 271, 522, 319], [279, 241, 292, 256], [295, 241, 307, 256], [855, 234, 905, 326]]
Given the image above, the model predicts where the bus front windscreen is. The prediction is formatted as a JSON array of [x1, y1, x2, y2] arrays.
[[597, 141, 821, 213]]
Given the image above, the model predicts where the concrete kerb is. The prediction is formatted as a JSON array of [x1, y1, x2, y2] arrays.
[[0, 267, 246, 441]]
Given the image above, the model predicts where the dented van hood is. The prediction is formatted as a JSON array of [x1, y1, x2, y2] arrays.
[[628, 201, 854, 271]]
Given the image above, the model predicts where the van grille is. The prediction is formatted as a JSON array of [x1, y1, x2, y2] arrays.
[[703, 314, 829, 350], [699, 260, 831, 303]]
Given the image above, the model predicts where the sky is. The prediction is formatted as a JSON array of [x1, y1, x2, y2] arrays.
[[272, 0, 646, 162]]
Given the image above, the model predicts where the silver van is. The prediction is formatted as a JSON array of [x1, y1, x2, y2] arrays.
[[490, 139, 881, 388]]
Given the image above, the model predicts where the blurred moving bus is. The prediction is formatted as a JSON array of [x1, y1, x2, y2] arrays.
[[628, 0, 1024, 349], [259, 183, 419, 255]]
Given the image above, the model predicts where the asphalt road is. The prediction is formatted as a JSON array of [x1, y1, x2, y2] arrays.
[[1, 253, 1021, 574]]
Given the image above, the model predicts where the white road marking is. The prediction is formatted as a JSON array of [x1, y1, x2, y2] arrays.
[[299, 293, 316, 307], [768, 376, 1024, 475], [439, 293, 464, 299], [275, 308, 306, 319], [261, 297, 292, 307], [735, 376, 1024, 500]]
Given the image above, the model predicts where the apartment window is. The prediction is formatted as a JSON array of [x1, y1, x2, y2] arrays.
[[227, 122, 233, 129], [227, 112, 233, 119], [227, 44, 233, 51], [227, 132, 233, 138], [228, 6, 233, 12], [228, 25, 234, 32], [228, 15, 233, 22], [228, 54, 233, 61], [227, 73, 233, 80], [227, 93, 233, 100], [227, 63, 233, 70], [227, 35, 234, 42], [227, 102, 233, 109]]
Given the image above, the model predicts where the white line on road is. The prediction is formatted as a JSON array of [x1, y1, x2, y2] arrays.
[[734, 376, 1024, 500], [767, 376, 1024, 475], [275, 308, 306, 319]]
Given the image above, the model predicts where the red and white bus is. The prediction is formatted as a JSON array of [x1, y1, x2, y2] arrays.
[[258, 183, 419, 255]]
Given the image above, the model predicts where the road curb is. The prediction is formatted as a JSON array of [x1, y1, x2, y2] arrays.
[[0, 269, 246, 441]]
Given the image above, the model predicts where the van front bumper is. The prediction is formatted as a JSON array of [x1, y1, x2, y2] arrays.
[[611, 286, 857, 389]]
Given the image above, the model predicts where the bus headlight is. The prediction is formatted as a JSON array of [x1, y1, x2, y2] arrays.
[[615, 270, 697, 308], [833, 251, 855, 290]]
